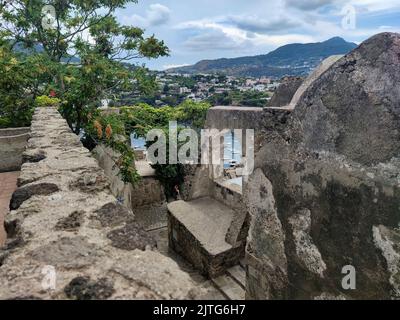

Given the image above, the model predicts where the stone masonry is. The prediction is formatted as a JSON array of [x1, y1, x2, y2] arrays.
[[244, 33, 400, 300], [0, 107, 200, 300], [93, 144, 167, 230]]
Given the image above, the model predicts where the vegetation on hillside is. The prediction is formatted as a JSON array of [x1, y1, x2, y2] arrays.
[[207, 90, 272, 107], [167, 37, 357, 77]]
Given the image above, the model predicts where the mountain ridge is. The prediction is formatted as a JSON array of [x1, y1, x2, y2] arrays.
[[167, 37, 357, 77]]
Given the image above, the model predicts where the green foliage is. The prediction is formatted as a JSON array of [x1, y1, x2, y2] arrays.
[[174, 100, 210, 128], [151, 156, 185, 199], [0, 45, 50, 128], [35, 95, 61, 107], [145, 126, 186, 200], [119, 100, 210, 196], [207, 89, 271, 107], [85, 112, 140, 184], [1, 0, 169, 184], [170, 75, 196, 89], [120, 100, 210, 136], [0, 2, 169, 131], [85, 100, 210, 189]]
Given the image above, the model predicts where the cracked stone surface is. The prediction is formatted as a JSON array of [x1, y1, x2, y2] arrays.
[[0, 107, 201, 300]]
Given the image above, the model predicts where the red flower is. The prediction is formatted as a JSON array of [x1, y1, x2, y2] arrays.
[[49, 90, 56, 97]]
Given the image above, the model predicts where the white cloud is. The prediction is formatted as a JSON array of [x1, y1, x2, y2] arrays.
[[162, 63, 191, 70], [147, 4, 172, 26], [184, 29, 252, 51], [177, 19, 253, 51], [225, 15, 302, 33], [176, 17, 315, 52], [122, 3, 171, 28], [349, 0, 400, 12]]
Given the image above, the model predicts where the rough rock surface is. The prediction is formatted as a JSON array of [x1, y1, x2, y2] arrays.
[[290, 33, 400, 165], [268, 77, 304, 108], [0, 107, 200, 300], [245, 33, 400, 300]]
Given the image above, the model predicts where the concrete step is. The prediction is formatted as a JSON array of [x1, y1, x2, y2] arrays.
[[211, 273, 245, 300], [226, 265, 246, 289]]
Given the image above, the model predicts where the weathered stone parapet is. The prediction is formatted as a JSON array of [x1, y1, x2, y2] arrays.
[[244, 33, 400, 300], [205, 106, 265, 131], [0, 107, 200, 300], [0, 127, 30, 172]]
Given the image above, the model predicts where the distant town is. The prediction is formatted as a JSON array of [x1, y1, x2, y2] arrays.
[[112, 71, 282, 108]]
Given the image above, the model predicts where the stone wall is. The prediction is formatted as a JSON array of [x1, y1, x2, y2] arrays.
[[205, 106, 264, 131], [0, 107, 200, 300], [93, 144, 167, 231], [244, 33, 400, 300], [211, 180, 249, 248], [181, 165, 212, 201], [93, 145, 165, 209], [0, 127, 30, 172]]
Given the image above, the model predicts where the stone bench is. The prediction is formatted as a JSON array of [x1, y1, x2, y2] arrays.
[[168, 197, 245, 278]]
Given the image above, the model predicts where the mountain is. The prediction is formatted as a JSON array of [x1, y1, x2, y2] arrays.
[[13, 42, 80, 64], [167, 37, 357, 78]]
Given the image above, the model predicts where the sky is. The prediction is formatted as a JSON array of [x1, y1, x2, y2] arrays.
[[114, 0, 400, 70]]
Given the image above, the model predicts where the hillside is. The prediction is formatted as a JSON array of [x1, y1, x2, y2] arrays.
[[167, 37, 357, 77], [13, 42, 80, 63]]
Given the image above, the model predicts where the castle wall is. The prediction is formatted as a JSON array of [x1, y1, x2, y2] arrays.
[[0, 107, 200, 300]]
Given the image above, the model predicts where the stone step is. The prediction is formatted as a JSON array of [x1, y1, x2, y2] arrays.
[[211, 273, 245, 300], [226, 265, 246, 289]]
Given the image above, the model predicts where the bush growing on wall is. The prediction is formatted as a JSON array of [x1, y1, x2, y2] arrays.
[[119, 100, 210, 197]]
